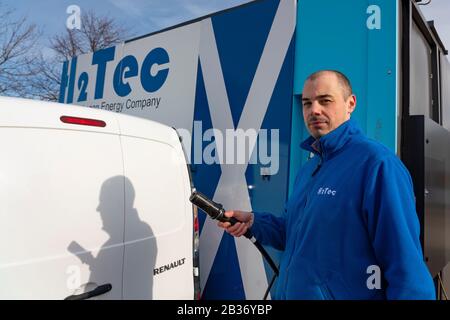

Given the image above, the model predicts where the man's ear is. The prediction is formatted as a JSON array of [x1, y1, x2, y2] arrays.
[[347, 94, 357, 115]]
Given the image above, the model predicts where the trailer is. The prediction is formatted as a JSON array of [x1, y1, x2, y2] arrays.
[[59, 0, 450, 299]]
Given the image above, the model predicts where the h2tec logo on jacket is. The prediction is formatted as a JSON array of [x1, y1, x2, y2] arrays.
[[60, 46, 170, 107], [317, 187, 337, 196]]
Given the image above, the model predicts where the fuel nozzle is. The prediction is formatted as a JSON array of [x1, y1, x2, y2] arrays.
[[189, 189, 279, 289], [189, 190, 246, 231], [190, 190, 227, 221]]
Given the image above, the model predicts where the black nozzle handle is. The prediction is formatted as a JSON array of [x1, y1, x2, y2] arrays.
[[189, 190, 253, 238], [189, 190, 278, 280], [189, 190, 226, 221]]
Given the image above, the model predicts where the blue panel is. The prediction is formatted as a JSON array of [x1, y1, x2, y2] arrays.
[[191, 61, 222, 235], [290, 0, 398, 194], [202, 233, 245, 300], [192, 59, 245, 299], [288, 95, 304, 195], [245, 36, 295, 297], [211, 0, 279, 129], [366, 0, 398, 150], [192, 0, 296, 299]]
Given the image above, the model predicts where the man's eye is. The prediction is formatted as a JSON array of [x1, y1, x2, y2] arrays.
[[303, 102, 311, 107], [320, 99, 331, 104]]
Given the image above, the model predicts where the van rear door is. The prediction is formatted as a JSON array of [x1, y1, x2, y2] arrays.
[[118, 115, 195, 299], [0, 99, 125, 299]]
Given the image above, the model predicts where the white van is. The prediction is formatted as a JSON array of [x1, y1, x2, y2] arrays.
[[0, 97, 199, 299]]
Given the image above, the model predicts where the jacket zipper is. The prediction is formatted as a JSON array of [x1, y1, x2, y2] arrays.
[[305, 154, 322, 208], [311, 157, 322, 177]]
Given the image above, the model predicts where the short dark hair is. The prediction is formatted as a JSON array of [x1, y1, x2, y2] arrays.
[[305, 70, 353, 98]]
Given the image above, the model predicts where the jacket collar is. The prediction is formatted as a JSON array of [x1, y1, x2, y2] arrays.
[[300, 118, 362, 160]]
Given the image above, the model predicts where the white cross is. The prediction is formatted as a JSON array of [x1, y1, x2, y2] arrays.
[[198, 0, 295, 299]]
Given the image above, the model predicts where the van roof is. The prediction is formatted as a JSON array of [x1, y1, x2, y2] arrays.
[[0, 96, 180, 145]]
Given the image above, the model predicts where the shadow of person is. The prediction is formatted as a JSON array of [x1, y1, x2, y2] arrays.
[[68, 176, 157, 299], [121, 176, 157, 299]]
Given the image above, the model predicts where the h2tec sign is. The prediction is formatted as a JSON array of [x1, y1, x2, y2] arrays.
[[59, 22, 200, 132], [60, 46, 170, 103]]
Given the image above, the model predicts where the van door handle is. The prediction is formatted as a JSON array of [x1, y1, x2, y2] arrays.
[[64, 283, 112, 300]]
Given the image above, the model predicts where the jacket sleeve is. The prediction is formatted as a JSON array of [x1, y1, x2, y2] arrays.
[[363, 155, 436, 300], [250, 210, 286, 251], [250, 169, 305, 251]]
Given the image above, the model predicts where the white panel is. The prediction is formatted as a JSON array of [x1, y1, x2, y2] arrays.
[[0, 128, 124, 299], [121, 135, 193, 299], [441, 54, 450, 131], [116, 23, 200, 134], [68, 22, 201, 137], [410, 21, 433, 118]]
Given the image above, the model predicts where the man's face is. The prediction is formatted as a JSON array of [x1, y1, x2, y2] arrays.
[[302, 73, 356, 139]]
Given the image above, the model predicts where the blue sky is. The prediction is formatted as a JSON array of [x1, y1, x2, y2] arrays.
[[3, 0, 252, 44], [2, 0, 449, 54]]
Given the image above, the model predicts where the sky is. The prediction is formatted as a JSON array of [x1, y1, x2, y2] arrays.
[[2, 0, 252, 44], [418, 0, 450, 54], [2, 0, 449, 55]]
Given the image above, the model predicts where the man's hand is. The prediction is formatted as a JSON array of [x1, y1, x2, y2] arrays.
[[217, 210, 254, 237]]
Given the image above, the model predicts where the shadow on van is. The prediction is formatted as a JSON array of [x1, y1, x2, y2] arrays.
[[68, 176, 157, 299]]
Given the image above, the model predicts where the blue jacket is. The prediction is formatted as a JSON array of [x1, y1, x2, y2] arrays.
[[252, 118, 435, 300]]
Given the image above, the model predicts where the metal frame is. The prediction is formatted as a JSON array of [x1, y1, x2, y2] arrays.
[[401, 0, 450, 284]]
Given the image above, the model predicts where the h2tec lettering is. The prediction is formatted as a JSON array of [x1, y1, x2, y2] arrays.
[[61, 46, 170, 103], [317, 187, 337, 196]]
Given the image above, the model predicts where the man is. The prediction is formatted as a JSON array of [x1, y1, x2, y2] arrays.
[[218, 70, 436, 300]]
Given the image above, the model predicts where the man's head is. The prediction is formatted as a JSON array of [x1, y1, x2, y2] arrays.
[[302, 70, 356, 139]]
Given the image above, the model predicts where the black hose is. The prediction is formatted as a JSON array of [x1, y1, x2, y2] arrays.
[[189, 190, 280, 299], [253, 240, 279, 276]]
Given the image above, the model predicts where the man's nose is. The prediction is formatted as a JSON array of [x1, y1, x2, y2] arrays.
[[310, 101, 322, 115]]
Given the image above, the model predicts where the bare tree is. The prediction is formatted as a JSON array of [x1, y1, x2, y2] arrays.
[[50, 10, 130, 60], [27, 54, 62, 101], [77, 10, 129, 54], [0, 4, 41, 97], [50, 29, 82, 61], [33, 10, 131, 101]]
